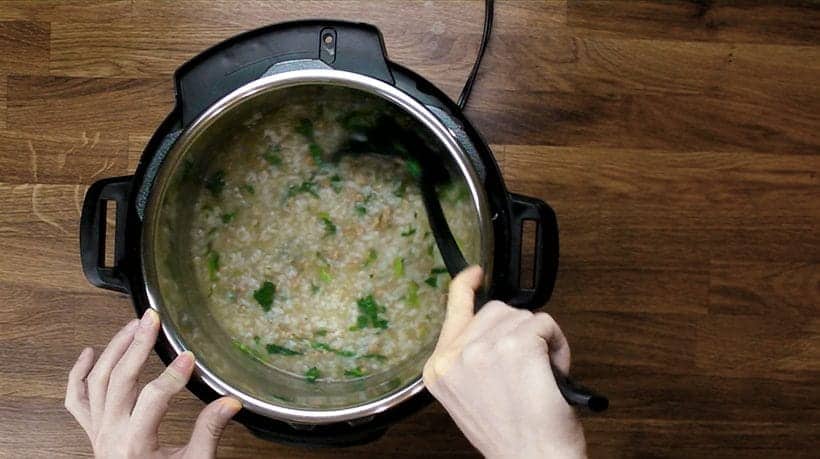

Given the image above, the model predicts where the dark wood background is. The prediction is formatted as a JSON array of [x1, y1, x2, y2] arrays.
[[1, 1, 818, 457]]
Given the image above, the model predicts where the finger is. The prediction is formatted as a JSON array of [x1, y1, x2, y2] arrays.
[[519, 312, 571, 374], [128, 351, 195, 446], [436, 265, 483, 351], [65, 347, 95, 437], [86, 319, 139, 427], [104, 309, 160, 421], [186, 397, 242, 458], [458, 300, 532, 346]]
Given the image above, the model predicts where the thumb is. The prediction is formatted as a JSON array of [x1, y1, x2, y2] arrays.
[[186, 397, 241, 458]]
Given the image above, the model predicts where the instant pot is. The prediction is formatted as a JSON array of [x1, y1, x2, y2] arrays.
[[80, 21, 559, 446]]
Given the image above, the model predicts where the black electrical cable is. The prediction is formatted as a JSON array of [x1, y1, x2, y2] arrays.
[[457, 0, 494, 109]]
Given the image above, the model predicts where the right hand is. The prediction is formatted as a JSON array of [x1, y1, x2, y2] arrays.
[[423, 266, 586, 458]]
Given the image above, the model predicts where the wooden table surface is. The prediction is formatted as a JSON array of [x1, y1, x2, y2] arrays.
[[1, 1, 818, 457]]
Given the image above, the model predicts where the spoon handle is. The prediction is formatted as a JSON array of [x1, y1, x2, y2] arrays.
[[551, 364, 609, 412]]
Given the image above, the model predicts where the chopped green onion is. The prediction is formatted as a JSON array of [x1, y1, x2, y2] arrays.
[[363, 248, 378, 267], [319, 266, 332, 283], [318, 212, 337, 235], [263, 145, 283, 166], [407, 280, 420, 307], [241, 183, 255, 195], [400, 227, 416, 237], [406, 159, 422, 179], [431, 267, 448, 275], [204, 170, 226, 196], [206, 250, 219, 281], [296, 119, 314, 140], [355, 203, 367, 215], [360, 353, 388, 362], [253, 281, 276, 312], [344, 367, 365, 378], [315, 328, 328, 336], [286, 181, 319, 199], [393, 257, 405, 277], [330, 174, 343, 193], [424, 276, 438, 288], [304, 367, 320, 383], [310, 283, 320, 294], [310, 341, 333, 352], [221, 212, 236, 224], [266, 344, 301, 356], [233, 339, 264, 362], [309, 143, 323, 166]]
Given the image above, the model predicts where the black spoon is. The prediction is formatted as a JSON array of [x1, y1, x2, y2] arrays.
[[337, 117, 608, 412]]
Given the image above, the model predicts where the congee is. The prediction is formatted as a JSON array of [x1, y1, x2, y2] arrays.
[[185, 90, 478, 382]]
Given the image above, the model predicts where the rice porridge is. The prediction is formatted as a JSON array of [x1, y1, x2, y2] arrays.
[[186, 96, 478, 382]]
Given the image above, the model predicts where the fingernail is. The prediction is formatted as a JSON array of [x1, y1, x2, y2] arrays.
[[172, 351, 195, 371], [219, 397, 242, 417], [78, 347, 92, 359], [140, 309, 157, 329]]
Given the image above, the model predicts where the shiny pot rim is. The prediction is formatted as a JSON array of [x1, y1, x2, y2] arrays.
[[141, 68, 495, 424]]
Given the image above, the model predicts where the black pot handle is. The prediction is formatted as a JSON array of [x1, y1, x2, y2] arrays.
[[80, 176, 132, 293], [176, 20, 394, 126], [505, 193, 559, 308]]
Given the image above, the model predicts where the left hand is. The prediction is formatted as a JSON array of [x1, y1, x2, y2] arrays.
[[64, 309, 242, 458]]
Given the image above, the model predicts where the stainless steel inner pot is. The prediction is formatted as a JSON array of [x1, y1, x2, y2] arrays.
[[141, 69, 494, 424]]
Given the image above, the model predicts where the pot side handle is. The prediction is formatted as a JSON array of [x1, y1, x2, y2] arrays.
[[79, 176, 132, 294], [505, 193, 559, 309]]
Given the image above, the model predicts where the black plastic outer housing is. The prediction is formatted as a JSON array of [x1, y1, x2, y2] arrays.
[[79, 20, 559, 446]]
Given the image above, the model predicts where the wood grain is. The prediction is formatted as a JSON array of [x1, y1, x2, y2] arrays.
[[0, 1, 818, 458]]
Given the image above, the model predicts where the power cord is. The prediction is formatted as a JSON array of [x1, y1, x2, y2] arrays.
[[457, 0, 494, 109]]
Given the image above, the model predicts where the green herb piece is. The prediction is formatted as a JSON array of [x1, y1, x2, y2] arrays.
[[263, 145, 283, 166], [355, 203, 367, 215], [318, 212, 337, 235], [393, 257, 405, 277], [363, 248, 378, 267], [296, 119, 314, 140], [351, 294, 388, 330], [406, 159, 422, 179], [407, 281, 420, 307], [233, 339, 265, 361], [400, 227, 416, 237], [393, 180, 407, 198], [266, 344, 301, 356], [304, 366, 321, 383], [206, 250, 219, 281], [330, 174, 343, 193], [310, 341, 333, 352], [319, 266, 332, 283], [286, 181, 319, 199], [309, 143, 323, 166], [344, 367, 365, 378], [253, 281, 276, 312], [315, 328, 328, 337], [221, 212, 236, 224], [205, 170, 226, 196], [335, 348, 357, 358], [427, 242, 435, 257], [310, 283, 320, 294], [360, 353, 388, 362], [431, 267, 448, 275], [241, 183, 255, 195], [424, 276, 438, 288]]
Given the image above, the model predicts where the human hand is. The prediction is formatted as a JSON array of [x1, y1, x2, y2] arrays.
[[423, 266, 586, 459], [65, 310, 242, 458]]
